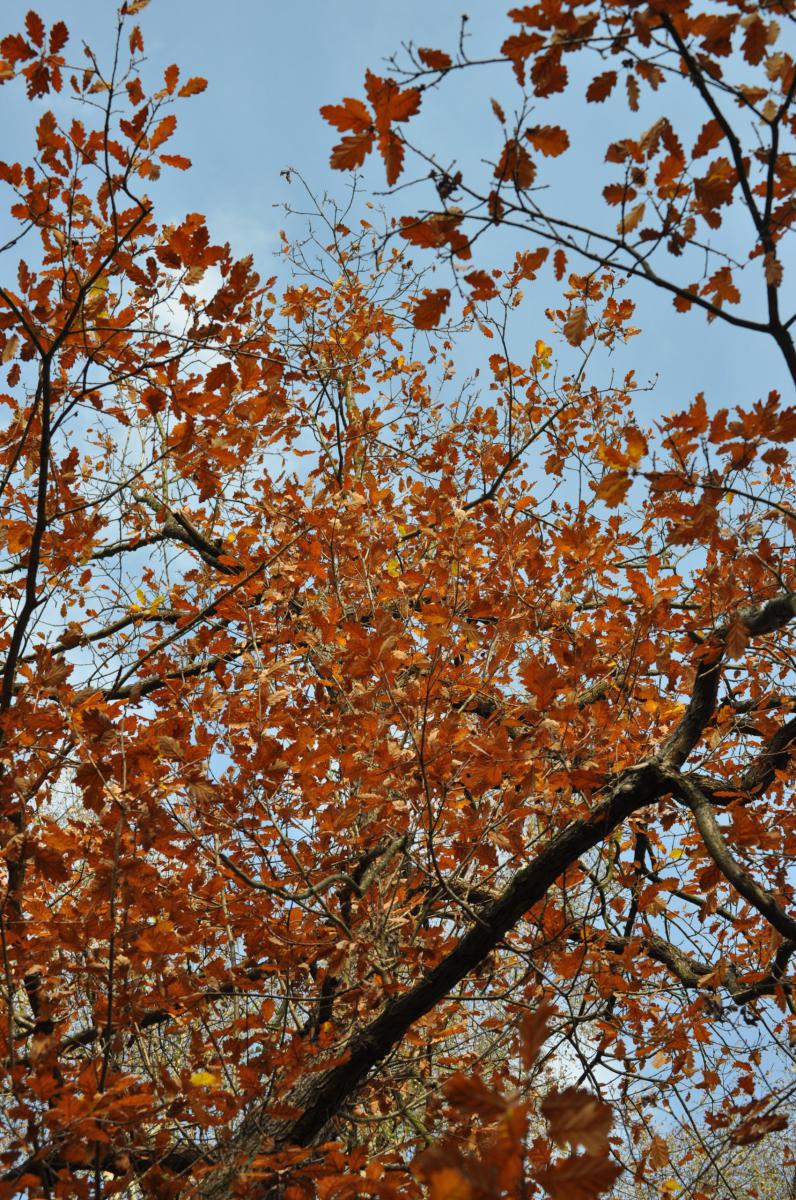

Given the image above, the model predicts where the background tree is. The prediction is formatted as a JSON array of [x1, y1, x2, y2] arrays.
[[0, 1, 793, 1198]]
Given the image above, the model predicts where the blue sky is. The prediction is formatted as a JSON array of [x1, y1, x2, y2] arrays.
[[2, 0, 792, 420]]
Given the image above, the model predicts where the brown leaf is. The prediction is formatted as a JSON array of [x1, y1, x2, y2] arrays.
[[534, 1153, 622, 1200], [724, 617, 749, 661], [443, 1072, 507, 1120], [563, 306, 589, 346], [692, 118, 723, 158], [541, 1087, 613, 1155], [330, 130, 374, 171], [764, 251, 783, 287], [380, 130, 404, 185], [648, 1134, 669, 1170], [495, 138, 536, 190], [418, 47, 452, 71], [464, 270, 499, 301], [525, 124, 570, 157], [532, 48, 567, 96], [730, 1112, 788, 1145], [412, 288, 451, 329], [25, 11, 45, 47], [586, 70, 617, 102], [518, 1003, 553, 1070]]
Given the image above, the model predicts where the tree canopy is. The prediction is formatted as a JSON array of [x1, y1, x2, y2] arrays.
[[0, 1, 794, 1197]]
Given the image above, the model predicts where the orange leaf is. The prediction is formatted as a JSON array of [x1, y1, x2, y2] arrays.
[[149, 113, 177, 150], [554, 248, 567, 280], [159, 153, 192, 170], [384, 84, 421, 123], [418, 47, 452, 70], [465, 270, 498, 301], [425, 1166, 471, 1200], [618, 202, 645, 235], [329, 130, 374, 171], [624, 426, 647, 465], [412, 288, 451, 329], [178, 76, 207, 98], [673, 289, 696, 312], [595, 471, 632, 506], [525, 124, 570, 156], [164, 63, 179, 94], [692, 118, 722, 158], [320, 98, 372, 134], [501, 31, 545, 83], [702, 265, 740, 305], [365, 70, 420, 128], [514, 247, 549, 280]]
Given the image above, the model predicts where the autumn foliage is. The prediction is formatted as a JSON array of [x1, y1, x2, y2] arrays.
[[0, 0, 794, 1197]]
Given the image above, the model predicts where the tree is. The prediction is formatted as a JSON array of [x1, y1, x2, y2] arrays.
[[0, 1, 793, 1197]]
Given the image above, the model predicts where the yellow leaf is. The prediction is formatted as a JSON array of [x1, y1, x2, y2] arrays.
[[190, 1070, 217, 1087], [535, 338, 552, 363], [2, 335, 19, 364], [625, 426, 647, 465]]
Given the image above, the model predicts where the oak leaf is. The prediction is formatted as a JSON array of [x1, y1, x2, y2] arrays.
[[412, 288, 451, 329], [563, 306, 589, 346], [178, 75, 207, 97], [320, 97, 372, 133], [618, 202, 645, 236], [525, 124, 570, 156], [495, 138, 536, 190], [418, 47, 452, 70], [330, 130, 374, 171], [541, 1087, 613, 1155], [534, 1153, 622, 1200], [586, 70, 617, 102]]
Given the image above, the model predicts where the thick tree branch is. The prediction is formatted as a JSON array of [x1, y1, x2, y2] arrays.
[[672, 772, 796, 943]]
